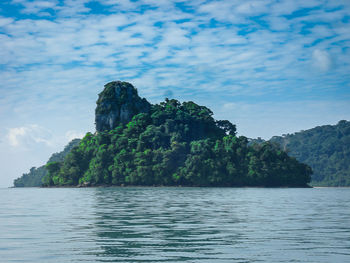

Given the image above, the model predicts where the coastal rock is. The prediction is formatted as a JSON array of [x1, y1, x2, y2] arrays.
[[95, 81, 151, 132]]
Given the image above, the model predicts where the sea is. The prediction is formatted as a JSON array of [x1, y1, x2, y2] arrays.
[[0, 187, 349, 263]]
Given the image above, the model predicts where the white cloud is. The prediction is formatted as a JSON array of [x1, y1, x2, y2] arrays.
[[235, 1, 270, 15], [6, 124, 54, 148], [5, 125, 87, 153], [0, 17, 14, 27], [11, 0, 59, 15], [65, 130, 85, 141], [56, 0, 91, 17], [267, 16, 290, 31], [7, 126, 27, 147], [312, 49, 332, 71]]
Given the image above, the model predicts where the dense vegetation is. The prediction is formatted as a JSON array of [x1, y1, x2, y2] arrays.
[[42, 84, 312, 187], [13, 166, 47, 187], [13, 139, 81, 187], [269, 120, 350, 186]]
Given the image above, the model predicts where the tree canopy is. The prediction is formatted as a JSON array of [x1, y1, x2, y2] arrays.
[[42, 98, 312, 187]]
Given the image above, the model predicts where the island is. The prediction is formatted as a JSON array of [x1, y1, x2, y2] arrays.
[[269, 120, 350, 186], [37, 81, 312, 187]]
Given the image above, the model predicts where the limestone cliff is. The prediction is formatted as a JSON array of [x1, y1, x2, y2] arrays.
[[95, 81, 151, 132]]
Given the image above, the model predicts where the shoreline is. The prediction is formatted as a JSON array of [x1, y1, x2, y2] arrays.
[[9, 185, 350, 189], [33, 184, 314, 189]]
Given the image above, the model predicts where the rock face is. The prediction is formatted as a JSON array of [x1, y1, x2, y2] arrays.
[[95, 81, 151, 132]]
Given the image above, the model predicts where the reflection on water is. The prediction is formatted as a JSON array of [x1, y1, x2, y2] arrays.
[[0, 187, 350, 262]]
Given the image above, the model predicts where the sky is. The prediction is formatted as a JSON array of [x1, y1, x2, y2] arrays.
[[0, 0, 349, 187]]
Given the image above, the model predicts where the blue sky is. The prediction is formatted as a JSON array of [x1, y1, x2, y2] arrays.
[[0, 0, 349, 187]]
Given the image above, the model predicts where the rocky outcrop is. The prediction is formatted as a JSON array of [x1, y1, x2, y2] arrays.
[[95, 81, 151, 132]]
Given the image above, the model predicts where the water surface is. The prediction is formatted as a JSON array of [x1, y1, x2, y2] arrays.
[[0, 187, 349, 262]]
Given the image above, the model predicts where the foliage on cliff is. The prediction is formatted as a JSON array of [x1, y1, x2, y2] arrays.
[[13, 139, 81, 187], [42, 92, 312, 187], [269, 120, 350, 186]]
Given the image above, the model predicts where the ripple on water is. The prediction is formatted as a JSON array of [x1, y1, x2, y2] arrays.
[[0, 187, 349, 262]]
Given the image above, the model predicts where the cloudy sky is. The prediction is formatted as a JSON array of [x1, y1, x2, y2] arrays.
[[0, 0, 349, 187]]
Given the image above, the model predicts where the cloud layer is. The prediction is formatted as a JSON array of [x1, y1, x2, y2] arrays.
[[1, 0, 349, 105]]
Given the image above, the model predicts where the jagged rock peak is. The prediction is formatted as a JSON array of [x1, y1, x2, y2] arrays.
[[95, 81, 151, 132]]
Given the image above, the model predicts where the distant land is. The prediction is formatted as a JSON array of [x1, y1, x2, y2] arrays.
[[248, 120, 350, 186], [15, 81, 318, 187], [270, 120, 350, 186], [13, 139, 81, 187]]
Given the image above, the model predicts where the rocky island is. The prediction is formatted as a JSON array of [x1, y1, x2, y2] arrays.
[[41, 81, 312, 187]]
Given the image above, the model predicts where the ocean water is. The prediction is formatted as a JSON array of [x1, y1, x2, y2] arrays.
[[0, 187, 349, 263]]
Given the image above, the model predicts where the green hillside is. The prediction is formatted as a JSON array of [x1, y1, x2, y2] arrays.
[[269, 120, 350, 186]]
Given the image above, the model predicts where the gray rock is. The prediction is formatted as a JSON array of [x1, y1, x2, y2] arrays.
[[95, 81, 151, 132]]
